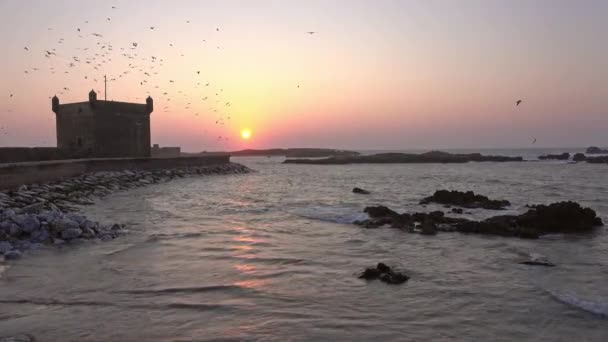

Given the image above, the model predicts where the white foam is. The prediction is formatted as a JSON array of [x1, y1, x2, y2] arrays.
[[548, 290, 608, 318]]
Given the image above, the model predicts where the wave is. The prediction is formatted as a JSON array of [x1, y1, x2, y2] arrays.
[[117, 284, 247, 295], [292, 205, 368, 224], [547, 290, 608, 318]]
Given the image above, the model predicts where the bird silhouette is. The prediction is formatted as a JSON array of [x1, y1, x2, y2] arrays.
[[532, 138, 537, 144], [307, 31, 316, 35], [516, 99, 522, 106]]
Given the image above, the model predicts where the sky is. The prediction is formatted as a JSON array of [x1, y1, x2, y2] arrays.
[[0, 0, 606, 151]]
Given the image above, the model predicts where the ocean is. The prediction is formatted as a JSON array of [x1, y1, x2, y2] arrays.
[[1, 149, 607, 341]]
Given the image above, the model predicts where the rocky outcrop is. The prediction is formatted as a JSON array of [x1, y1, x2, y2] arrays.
[[420, 190, 511, 210], [586, 146, 608, 154], [359, 263, 410, 284], [284, 151, 523, 165], [585, 156, 608, 164], [0, 163, 252, 260], [573, 153, 587, 162], [355, 201, 603, 239], [538, 153, 570, 160], [352, 187, 370, 195]]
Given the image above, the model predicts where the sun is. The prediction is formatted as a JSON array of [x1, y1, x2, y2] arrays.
[[241, 129, 252, 140]]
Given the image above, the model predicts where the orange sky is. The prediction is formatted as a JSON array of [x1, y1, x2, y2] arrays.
[[0, 0, 607, 151]]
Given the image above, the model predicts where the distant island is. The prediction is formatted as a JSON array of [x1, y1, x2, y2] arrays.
[[586, 146, 608, 154], [184, 148, 360, 158], [283, 151, 523, 164]]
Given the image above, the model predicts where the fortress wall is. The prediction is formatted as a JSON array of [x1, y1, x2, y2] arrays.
[[0, 155, 231, 190]]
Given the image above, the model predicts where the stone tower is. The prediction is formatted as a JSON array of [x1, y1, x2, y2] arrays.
[[52, 91, 153, 158]]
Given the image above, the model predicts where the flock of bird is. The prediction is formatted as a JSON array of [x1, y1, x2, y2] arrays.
[[3, 5, 528, 146], [2, 5, 317, 144]]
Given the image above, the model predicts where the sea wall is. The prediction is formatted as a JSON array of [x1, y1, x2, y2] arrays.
[[0, 155, 230, 190], [0, 147, 69, 163]]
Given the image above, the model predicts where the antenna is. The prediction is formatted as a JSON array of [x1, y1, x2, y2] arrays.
[[104, 75, 107, 100]]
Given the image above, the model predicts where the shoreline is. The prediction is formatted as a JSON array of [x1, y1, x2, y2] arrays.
[[0, 162, 252, 261]]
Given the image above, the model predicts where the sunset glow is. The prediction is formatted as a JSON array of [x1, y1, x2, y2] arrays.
[[241, 129, 252, 140], [0, 1, 606, 151]]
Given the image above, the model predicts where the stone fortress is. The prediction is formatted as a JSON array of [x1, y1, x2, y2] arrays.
[[0, 91, 181, 163], [52, 90, 153, 158]]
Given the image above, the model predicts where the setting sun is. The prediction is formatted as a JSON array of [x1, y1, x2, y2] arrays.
[[241, 129, 252, 140]]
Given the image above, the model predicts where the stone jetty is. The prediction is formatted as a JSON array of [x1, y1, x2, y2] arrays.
[[0, 163, 252, 260]]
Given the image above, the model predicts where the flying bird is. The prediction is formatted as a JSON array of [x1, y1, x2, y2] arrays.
[[532, 138, 537, 144], [24, 47, 28, 51], [307, 31, 316, 35], [516, 99, 522, 106]]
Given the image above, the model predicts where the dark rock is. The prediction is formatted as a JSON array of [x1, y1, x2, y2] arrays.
[[520, 260, 555, 267], [451, 208, 464, 214], [572, 153, 587, 162], [420, 190, 510, 210], [420, 220, 438, 235], [61, 228, 82, 240], [364, 206, 399, 219], [586, 146, 608, 154], [516, 201, 603, 233], [359, 263, 409, 285], [4, 250, 22, 260], [0, 241, 13, 254], [538, 153, 570, 160], [284, 151, 523, 165], [352, 187, 371, 195]]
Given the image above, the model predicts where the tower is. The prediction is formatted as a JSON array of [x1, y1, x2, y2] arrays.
[[146, 96, 154, 113], [88, 89, 97, 107]]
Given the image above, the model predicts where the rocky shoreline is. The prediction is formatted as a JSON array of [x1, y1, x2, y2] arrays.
[[284, 151, 523, 165], [0, 163, 252, 261], [355, 201, 603, 239]]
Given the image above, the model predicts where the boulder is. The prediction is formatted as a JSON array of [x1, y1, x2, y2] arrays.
[[572, 153, 587, 162], [420, 220, 438, 235], [586, 146, 608, 154], [516, 201, 603, 233], [420, 190, 510, 210], [0, 241, 13, 254], [451, 208, 464, 214], [12, 215, 40, 233], [363, 206, 398, 218], [51, 218, 80, 234], [61, 228, 83, 240], [3, 250, 21, 260], [352, 187, 371, 195], [359, 263, 409, 285], [538, 153, 570, 160]]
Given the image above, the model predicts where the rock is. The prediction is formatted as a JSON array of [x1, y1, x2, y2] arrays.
[[0, 241, 13, 254], [420, 220, 438, 235], [51, 218, 80, 233], [364, 206, 398, 218], [284, 151, 524, 164], [420, 190, 511, 210], [451, 208, 464, 214], [352, 187, 371, 195], [4, 250, 22, 260], [520, 260, 555, 267], [16, 201, 47, 214], [516, 201, 603, 234], [30, 228, 51, 243], [12, 215, 40, 233], [572, 153, 587, 162], [358, 263, 410, 285], [586, 146, 608, 154], [538, 153, 570, 160], [8, 223, 22, 237], [61, 228, 83, 240]]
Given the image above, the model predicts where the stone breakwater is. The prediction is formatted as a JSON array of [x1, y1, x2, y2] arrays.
[[0, 163, 252, 261]]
